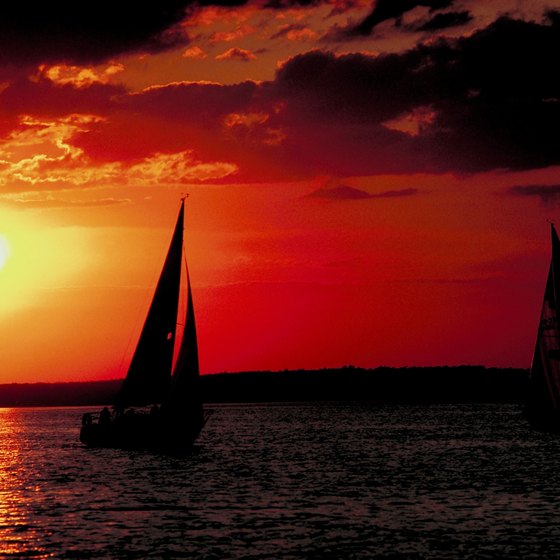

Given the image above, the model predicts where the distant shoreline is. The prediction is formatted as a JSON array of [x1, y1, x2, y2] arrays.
[[0, 366, 528, 407]]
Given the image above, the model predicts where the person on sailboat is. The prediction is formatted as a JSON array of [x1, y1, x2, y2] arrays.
[[99, 406, 112, 425]]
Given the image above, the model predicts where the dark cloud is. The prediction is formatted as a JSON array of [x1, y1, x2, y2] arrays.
[[307, 185, 372, 199], [131, 81, 258, 117], [328, 0, 366, 16], [273, 49, 425, 124], [195, 0, 250, 5], [414, 10, 473, 31], [546, 10, 560, 25], [0, 2, 191, 65], [0, 0, 334, 66], [508, 185, 560, 206], [371, 188, 419, 198], [353, 0, 454, 35], [73, 80, 266, 169], [267, 15, 560, 175], [307, 185, 419, 200], [0, 77, 126, 119], [264, 0, 321, 7]]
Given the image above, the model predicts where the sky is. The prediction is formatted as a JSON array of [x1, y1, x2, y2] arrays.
[[0, 0, 559, 383]]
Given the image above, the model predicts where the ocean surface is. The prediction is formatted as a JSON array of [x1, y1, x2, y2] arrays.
[[1, 403, 560, 559]]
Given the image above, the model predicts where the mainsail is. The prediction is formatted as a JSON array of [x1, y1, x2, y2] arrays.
[[115, 202, 186, 408], [526, 224, 560, 430]]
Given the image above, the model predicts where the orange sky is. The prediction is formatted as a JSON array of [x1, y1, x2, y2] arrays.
[[0, 0, 559, 383]]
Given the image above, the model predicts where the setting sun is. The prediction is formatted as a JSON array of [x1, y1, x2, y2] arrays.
[[0, 235, 10, 269]]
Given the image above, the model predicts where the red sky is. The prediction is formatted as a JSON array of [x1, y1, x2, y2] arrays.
[[0, 0, 559, 382]]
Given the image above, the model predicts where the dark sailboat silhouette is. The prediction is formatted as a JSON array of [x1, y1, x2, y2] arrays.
[[526, 223, 560, 431], [80, 199, 209, 451]]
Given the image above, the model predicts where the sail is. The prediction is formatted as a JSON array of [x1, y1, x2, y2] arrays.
[[167, 267, 203, 420], [115, 202, 185, 407], [526, 224, 560, 428]]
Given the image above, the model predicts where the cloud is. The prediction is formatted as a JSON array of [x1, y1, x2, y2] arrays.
[[67, 80, 260, 164], [307, 185, 372, 199], [0, 196, 131, 208], [126, 151, 238, 183], [270, 24, 318, 41], [547, 10, 560, 25], [0, 0, 338, 65], [0, 114, 238, 191], [0, 2, 191, 65], [267, 15, 560, 175], [36, 63, 125, 89], [507, 185, 560, 206], [263, 0, 327, 7], [209, 25, 256, 44], [0, 114, 118, 188], [1, 14, 558, 184], [182, 46, 208, 59], [0, 75, 126, 118], [352, 0, 454, 35], [307, 178, 419, 200], [414, 10, 473, 31], [371, 188, 419, 198], [215, 47, 257, 61], [328, 0, 370, 17]]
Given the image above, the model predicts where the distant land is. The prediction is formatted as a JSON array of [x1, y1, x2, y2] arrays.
[[0, 366, 528, 407]]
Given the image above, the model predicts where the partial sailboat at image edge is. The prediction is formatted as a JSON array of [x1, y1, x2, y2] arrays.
[[80, 199, 210, 452], [526, 223, 560, 432]]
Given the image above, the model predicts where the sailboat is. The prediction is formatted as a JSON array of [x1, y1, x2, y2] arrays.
[[80, 199, 209, 451], [525, 223, 560, 431]]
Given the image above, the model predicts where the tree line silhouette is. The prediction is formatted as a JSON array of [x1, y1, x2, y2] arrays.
[[0, 366, 528, 407]]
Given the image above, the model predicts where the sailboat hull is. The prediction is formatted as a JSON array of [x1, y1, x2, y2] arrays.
[[80, 412, 208, 453]]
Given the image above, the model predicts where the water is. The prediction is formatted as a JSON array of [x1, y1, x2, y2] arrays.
[[1, 403, 560, 559]]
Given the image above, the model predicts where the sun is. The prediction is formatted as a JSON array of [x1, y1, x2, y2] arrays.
[[0, 234, 10, 269]]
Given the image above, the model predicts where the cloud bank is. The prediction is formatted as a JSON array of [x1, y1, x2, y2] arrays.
[[0, 13, 558, 187]]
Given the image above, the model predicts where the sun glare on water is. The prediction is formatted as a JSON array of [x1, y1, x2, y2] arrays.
[[0, 235, 10, 269]]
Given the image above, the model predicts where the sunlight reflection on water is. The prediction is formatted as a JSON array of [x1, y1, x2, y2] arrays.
[[1, 403, 560, 559], [0, 409, 50, 558]]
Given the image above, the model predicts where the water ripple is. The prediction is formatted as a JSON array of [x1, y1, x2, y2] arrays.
[[1, 403, 560, 558]]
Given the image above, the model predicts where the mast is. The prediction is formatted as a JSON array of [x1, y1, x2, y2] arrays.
[[115, 201, 185, 407], [167, 203, 203, 420]]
